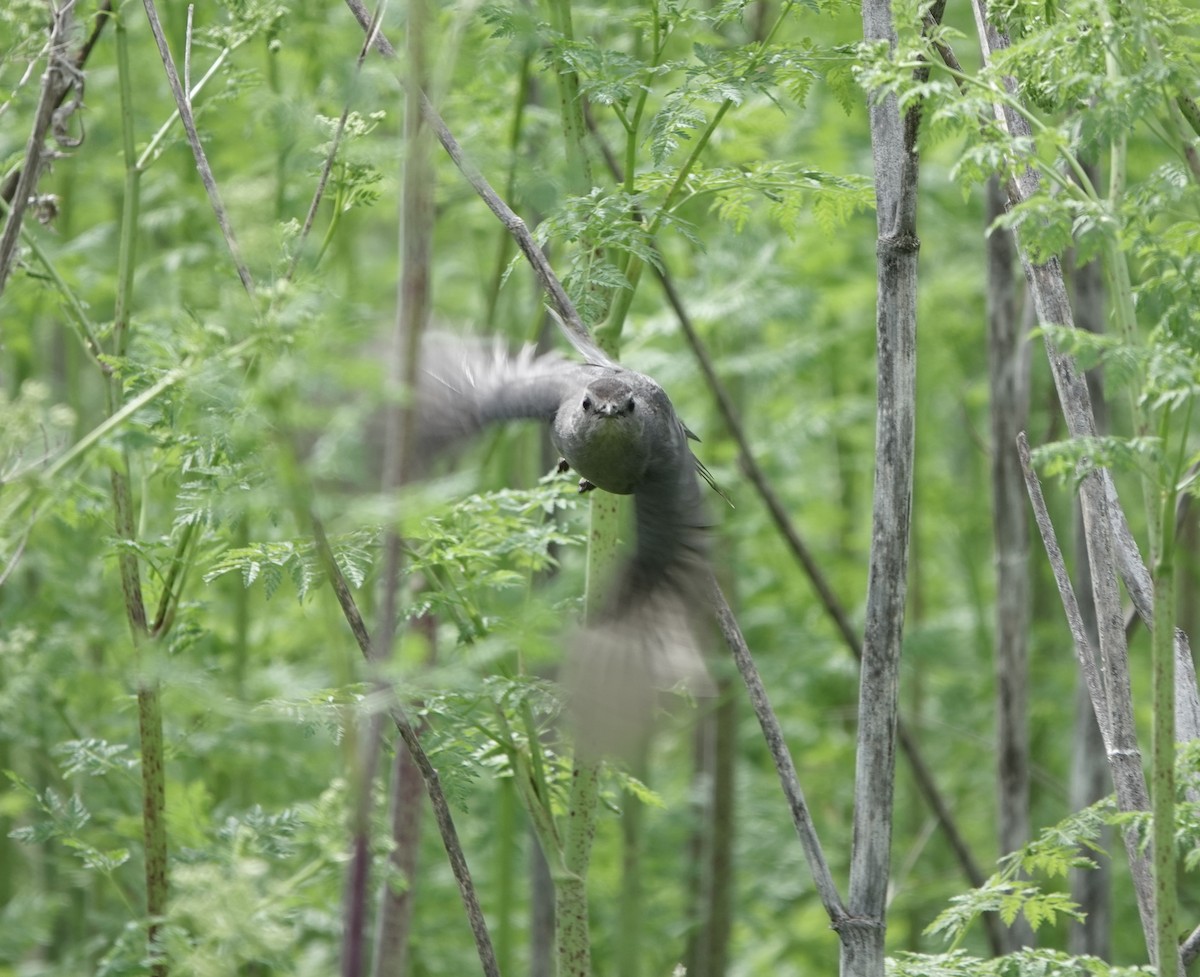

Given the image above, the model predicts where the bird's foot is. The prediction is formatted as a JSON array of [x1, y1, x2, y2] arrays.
[[577, 478, 597, 494], [556, 458, 571, 474]]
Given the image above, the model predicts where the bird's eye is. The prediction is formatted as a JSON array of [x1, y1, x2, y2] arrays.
[[626, 397, 635, 412], [582, 397, 592, 411]]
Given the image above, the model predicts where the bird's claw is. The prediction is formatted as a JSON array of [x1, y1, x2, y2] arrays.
[[577, 478, 597, 494], [556, 458, 571, 474]]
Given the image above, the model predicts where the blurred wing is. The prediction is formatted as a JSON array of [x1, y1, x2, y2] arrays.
[[413, 336, 587, 461], [567, 406, 716, 757]]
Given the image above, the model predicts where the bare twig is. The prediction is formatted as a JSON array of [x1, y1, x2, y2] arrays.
[[0, 533, 29, 589], [184, 5, 193, 98], [141, 0, 256, 298], [657, 269, 861, 653], [711, 578, 847, 928], [1017, 434, 1110, 745], [0, 0, 111, 202]]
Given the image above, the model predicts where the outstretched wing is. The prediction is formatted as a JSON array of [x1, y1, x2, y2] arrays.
[[413, 336, 589, 461]]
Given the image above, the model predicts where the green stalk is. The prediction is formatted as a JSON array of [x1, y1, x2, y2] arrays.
[[115, 14, 167, 974], [1097, 6, 1181, 967], [622, 0, 663, 196], [558, 761, 599, 977], [545, 0, 593, 195], [137, 678, 168, 975], [483, 47, 534, 330], [555, 486, 620, 977], [495, 770, 517, 974]]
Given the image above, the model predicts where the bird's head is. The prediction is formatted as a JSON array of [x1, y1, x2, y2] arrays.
[[580, 376, 638, 424]]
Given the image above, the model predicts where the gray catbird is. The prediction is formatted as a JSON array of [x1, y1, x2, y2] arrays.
[[415, 336, 717, 754]]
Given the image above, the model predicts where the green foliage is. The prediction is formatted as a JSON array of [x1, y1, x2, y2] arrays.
[[922, 800, 1109, 946], [3, 0, 1199, 972], [921, 754, 1200, 957], [888, 948, 1156, 977], [204, 529, 378, 600]]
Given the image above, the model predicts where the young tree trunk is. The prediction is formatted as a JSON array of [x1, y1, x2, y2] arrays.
[[844, 0, 920, 972], [985, 175, 1034, 950]]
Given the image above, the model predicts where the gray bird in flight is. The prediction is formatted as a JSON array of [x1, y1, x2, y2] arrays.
[[414, 336, 718, 753]]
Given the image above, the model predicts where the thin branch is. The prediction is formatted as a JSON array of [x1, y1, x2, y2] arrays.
[[657, 270, 861, 651], [135, 45, 235, 172], [710, 577, 847, 929], [141, 0, 256, 298], [184, 5, 193, 97], [1016, 434, 1111, 747], [0, 533, 30, 589], [309, 517, 501, 977]]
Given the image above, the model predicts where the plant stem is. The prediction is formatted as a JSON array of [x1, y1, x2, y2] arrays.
[[114, 15, 169, 976], [598, 0, 796, 346], [1151, 466, 1179, 977], [558, 761, 599, 977], [544, 0, 592, 195]]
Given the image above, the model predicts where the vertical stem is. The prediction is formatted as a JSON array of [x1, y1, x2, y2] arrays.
[[115, 12, 168, 975], [137, 680, 168, 974], [617, 757, 645, 977], [495, 775, 517, 975], [544, 0, 592, 195], [371, 708, 424, 977], [558, 762, 599, 977], [364, 0, 435, 972], [483, 50, 534, 330], [554, 488, 616, 977], [548, 235, 630, 971], [845, 0, 921, 970], [1151, 407, 1182, 974], [985, 175, 1033, 950]]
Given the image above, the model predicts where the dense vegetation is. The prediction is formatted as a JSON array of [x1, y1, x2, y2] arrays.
[[1, 0, 1198, 975]]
